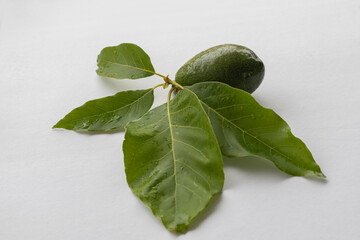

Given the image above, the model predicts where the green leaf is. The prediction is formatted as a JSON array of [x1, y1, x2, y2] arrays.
[[123, 88, 224, 233], [187, 82, 325, 178], [53, 89, 154, 131], [96, 43, 156, 80]]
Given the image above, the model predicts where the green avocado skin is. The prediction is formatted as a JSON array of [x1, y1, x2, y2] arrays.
[[175, 44, 265, 93]]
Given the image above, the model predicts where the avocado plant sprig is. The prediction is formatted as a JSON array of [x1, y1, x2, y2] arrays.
[[53, 43, 325, 233]]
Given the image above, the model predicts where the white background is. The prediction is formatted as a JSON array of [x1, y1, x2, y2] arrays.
[[1, 0, 359, 239]]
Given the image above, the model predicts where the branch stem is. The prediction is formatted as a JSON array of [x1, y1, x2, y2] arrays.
[[169, 80, 184, 90], [157, 74, 184, 90], [154, 72, 167, 78], [152, 83, 166, 90]]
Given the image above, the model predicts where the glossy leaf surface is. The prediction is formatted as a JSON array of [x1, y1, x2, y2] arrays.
[[96, 43, 155, 79], [53, 89, 154, 131], [123, 89, 224, 232], [188, 82, 324, 177]]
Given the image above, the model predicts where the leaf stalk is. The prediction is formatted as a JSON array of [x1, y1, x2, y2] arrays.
[[160, 75, 184, 91]]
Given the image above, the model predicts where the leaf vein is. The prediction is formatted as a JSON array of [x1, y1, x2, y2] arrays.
[[135, 127, 170, 143], [100, 59, 155, 75], [63, 89, 153, 123], [175, 160, 211, 189], [136, 150, 172, 171], [172, 125, 204, 131], [229, 115, 254, 122], [177, 183, 204, 200], [173, 139, 209, 163], [199, 100, 299, 166], [214, 104, 249, 111]]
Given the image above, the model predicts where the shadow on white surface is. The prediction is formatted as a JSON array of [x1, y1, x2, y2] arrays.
[[224, 156, 289, 182], [224, 155, 327, 186], [98, 76, 129, 91]]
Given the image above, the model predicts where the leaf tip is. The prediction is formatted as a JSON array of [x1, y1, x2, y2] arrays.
[[174, 224, 189, 233], [95, 68, 102, 76], [305, 169, 326, 179], [165, 222, 189, 234], [52, 120, 67, 130], [315, 171, 326, 178]]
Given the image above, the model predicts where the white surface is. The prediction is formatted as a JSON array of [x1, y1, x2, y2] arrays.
[[1, 0, 360, 239]]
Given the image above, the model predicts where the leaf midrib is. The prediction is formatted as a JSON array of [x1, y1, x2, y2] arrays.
[[100, 59, 155, 75], [63, 89, 153, 123], [199, 99, 305, 169], [166, 93, 178, 217], [167, 99, 215, 221]]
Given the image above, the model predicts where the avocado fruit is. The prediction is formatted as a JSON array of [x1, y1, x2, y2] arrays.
[[175, 44, 265, 93]]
